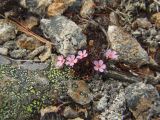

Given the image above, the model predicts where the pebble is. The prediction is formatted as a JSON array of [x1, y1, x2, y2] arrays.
[[0, 55, 11, 65], [132, 18, 152, 29], [9, 49, 27, 59], [3, 40, 17, 50], [27, 46, 46, 59], [67, 80, 92, 105], [0, 47, 8, 55], [20, 0, 52, 15], [0, 19, 17, 44], [47, 0, 75, 16], [151, 12, 160, 28], [16, 34, 41, 50], [80, 0, 95, 18], [63, 106, 78, 119]]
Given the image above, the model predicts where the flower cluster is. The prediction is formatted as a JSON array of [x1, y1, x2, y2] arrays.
[[56, 49, 118, 73], [56, 50, 88, 67]]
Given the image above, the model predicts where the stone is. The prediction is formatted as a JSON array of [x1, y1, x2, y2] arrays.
[[20, 0, 52, 15], [16, 34, 41, 51], [109, 12, 120, 26], [40, 16, 87, 56], [27, 46, 46, 59], [23, 16, 38, 29], [0, 63, 75, 120], [125, 82, 159, 120], [20, 62, 49, 71], [9, 49, 27, 59], [96, 95, 108, 111], [0, 19, 16, 44], [151, 12, 160, 28], [0, 47, 8, 55], [107, 25, 149, 66], [100, 89, 126, 120], [132, 18, 152, 29], [47, 0, 75, 16], [0, 55, 11, 64], [3, 40, 17, 50], [80, 0, 95, 18], [40, 112, 65, 120], [67, 80, 92, 105], [63, 106, 78, 119]]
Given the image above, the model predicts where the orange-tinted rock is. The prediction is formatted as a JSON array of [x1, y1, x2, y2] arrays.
[[67, 80, 92, 105]]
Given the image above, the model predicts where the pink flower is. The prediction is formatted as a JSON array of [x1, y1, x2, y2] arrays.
[[77, 50, 88, 59], [105, 49, 118, 60], [56, 55, 65, 67], [65, 55, 78, 67], [93, 60, 106, 72]]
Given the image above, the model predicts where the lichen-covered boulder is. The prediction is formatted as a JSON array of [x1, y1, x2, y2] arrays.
[[125, 82, 159, 120], [40, 16, 87, 56], [0, 62, 75, 120]]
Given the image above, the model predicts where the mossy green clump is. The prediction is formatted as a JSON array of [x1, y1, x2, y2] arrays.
[[0, 63, 76, 120]]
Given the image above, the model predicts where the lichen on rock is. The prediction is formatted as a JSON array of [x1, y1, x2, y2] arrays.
[[0, 62, 76, 120]]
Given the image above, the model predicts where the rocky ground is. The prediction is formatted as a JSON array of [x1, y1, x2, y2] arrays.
[[0, 0, 160, 120]]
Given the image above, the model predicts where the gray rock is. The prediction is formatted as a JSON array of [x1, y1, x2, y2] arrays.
[[0, 47, 8, 55], [0, 55, 11, 64], [150, 28, 157, 36], [125, 82, 159, 120], [10, 49, 27, 58], [132, 18, 152, 29], [107, 25, 149, 66], [3, 40, 17, 50], [20, 0, 52, 15], [155, 35, 160, 41], [100, 89, 126, 120], [80, 0, 95, 18], [132, 30, 142, 37], [63, 106, 78, 119], [20, 62, 49, 71], [27, 46, 46, 59], [0, 19, 16, 44], [40, 16, 87, 56], [96, 95, 108, 111]]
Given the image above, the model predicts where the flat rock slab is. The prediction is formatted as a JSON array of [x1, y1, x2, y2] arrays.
[[40, 15, 87, 56], [19, 62, 49, 71], [107, 25, 149, 66]]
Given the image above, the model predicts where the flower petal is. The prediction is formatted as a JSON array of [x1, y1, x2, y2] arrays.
[[94, 66, 98, 71], [101, 64, 106, 69], [93, 61, 98, 65], [99, 68, 104, 72], [78, 51, 82, 55], [84, 53, 88, 57], [74, 58, 78, 63], [83, 50, 86, 54], [99, 60, 104, 65]]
